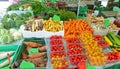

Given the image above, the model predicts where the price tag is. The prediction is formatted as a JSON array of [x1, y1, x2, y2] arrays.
[[113, 6, 119, 12], [87, 63, 96, 69], [27, 10, 34, 17], [114, 0, 119, 2], [53, 15, 60, 21], [20, 60, 35, 68], [51, 0, 56, 3], [104, 18, 110, 27], [28, 48, 39, 54]]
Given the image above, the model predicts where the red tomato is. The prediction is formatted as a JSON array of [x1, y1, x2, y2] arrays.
[[70, 68, 75, 69], [77, 62, 86, 69], [57, 67, 64, 69]]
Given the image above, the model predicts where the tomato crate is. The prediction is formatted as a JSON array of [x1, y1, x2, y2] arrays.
[[13, 38, 48, 69], [0, 45, 21, 68]]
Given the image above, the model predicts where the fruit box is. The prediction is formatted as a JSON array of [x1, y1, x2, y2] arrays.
[[108, 29, 119, 35], [0, 45, 21, 68], [22, 30, 64, 38], [13, 38, 48, 69]]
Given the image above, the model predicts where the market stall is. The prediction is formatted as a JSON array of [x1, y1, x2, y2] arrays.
[[0, 0, 120, 69]]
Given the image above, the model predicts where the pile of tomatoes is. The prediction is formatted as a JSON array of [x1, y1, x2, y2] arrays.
[[107, 52, 120, 63], [69, 55, 87, 64], [65, 38, 87, 65], [50, 36, 68, 69], [67, 44, 83, 56], [93, 35, 109, 48]]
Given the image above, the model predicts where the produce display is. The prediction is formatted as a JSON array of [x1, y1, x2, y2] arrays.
[[69, 55, 87, 65], [1, 0, 120, 68], [7, 1, 76, 20], [66, 38, 87, 65], [87, 14, 104, 24], [91, 16, 104, 23], [51, 59, 68, 69], [24, 19, 43, 32], [106, 52, 120, 63], [58, 10, 77, 21], [50, 45, 64, 52], [7, 1, 48, 15], [79, 32, 107, 65], [1, 12, 32, 29], [46, 1, 66, 8], [49, 36, 68, 69], [64, 19, 93, 38], [43, 18, 63, 32], [91, 23, 107, 30], [93, 35, 109, 48], [108, 23, 120, 30], [0, 51, 15, 68], [98, 41, 109, 48], [91, 23, 109, 35], [93, 35, 102, 41], [88, 53, 107, 66], [67, 44, 83, 56], [106, 32, 120, 52], [0, 26, 23, 44], [19, 41, 47, 67]]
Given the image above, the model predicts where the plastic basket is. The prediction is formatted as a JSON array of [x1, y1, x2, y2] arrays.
[[13, 38, 47, 69], [108, 29, 119, 35], [91, 24, 109, 35], [0, 45, 20, 68], [24, 38, 45, 45], [94, 29, 109, 36]]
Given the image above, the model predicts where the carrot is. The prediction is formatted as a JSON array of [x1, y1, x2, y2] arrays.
[[38, 46, 46, 52], [24, 42, 42, 47], [22, 53, 28, 59], [64, 19, 93, 38], [26, 47, 31, 51], [28, 52, 46, 59]]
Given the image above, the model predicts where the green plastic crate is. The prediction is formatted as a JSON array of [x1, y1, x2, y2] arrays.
[[104, 63, 120, 69], [0, 39, 23, 46], [24, 38, 45, 45], [14, 38, 47, 69], [0, 45, 21, 68]]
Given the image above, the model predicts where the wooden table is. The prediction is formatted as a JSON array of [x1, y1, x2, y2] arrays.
[[84, 1, 95, 5], [101, 11, 117, 18]]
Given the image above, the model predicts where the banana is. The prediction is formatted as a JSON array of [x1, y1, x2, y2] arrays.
[[104, 36, 113, 46]]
